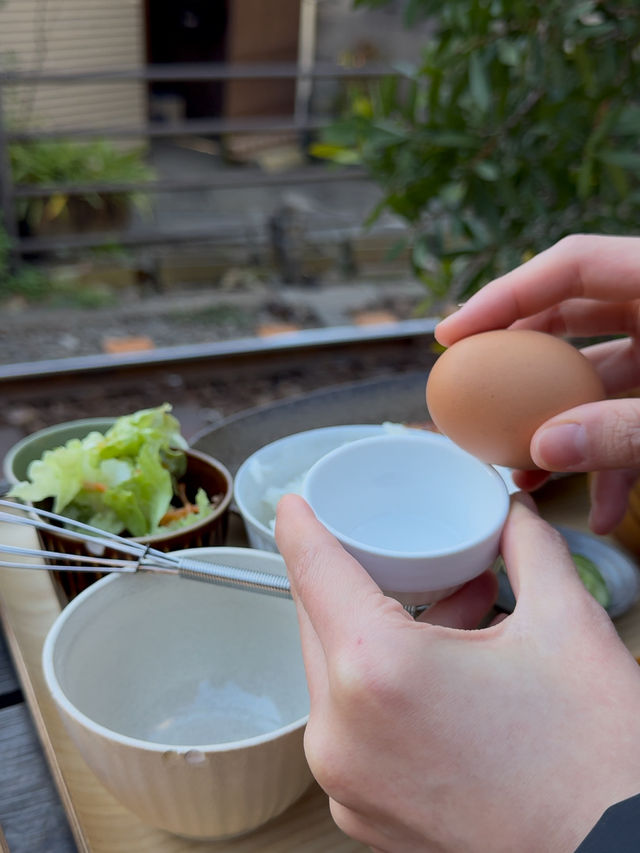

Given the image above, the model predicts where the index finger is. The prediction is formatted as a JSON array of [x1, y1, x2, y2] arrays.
[[275, 494, 401, 653], [436, 235, 640, 345]]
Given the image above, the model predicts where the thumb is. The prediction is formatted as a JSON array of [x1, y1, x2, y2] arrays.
[[531, 399, 640, 472], [500, 495, 587, 615]]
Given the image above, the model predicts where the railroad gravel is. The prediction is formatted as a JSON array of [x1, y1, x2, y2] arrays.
[[0, 279, 432, 461], [0, 279, 425, 364]]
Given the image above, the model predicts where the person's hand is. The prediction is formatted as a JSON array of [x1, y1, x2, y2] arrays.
[[276, 492, 640, 853], [435, 234, 640, 534]]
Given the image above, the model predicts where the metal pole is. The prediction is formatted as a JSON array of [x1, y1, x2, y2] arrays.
[[0, 75, 20, 270], [295, 0, 319, 129]]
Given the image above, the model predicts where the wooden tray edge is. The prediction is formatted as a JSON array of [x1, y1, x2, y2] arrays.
[[0, 586, 89, 853]]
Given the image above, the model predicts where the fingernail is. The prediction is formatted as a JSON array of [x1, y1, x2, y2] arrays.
[[512, 492, 538, 513], [531, 422, 588, 470]]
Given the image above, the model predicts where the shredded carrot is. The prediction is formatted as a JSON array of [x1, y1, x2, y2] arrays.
[[159, 504, 198, 526], [82, 481, 108, 492]]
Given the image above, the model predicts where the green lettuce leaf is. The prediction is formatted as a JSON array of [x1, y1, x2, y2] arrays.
[[90, 403, 187, 464], [12, 434, 105, 513]]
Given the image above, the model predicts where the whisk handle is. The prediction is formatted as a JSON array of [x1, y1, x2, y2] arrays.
[[175, 557, 292, 600]]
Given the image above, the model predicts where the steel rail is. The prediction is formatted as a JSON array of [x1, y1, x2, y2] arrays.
[[0, 321, 439, 426], [0, 319, 437, 384]]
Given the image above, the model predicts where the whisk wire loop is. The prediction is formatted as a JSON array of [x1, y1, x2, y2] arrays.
[[0, 542, 138, 568], [0, 498, 292, 599]]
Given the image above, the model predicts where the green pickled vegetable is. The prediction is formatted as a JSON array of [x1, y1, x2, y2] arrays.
[[572, 553, 610, 608]]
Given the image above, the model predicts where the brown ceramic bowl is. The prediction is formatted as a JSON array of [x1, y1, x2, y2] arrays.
[[42, 448, 232, 600]]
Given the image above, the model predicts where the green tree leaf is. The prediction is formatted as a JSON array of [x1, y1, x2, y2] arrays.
[[315, 0, 640, 307]]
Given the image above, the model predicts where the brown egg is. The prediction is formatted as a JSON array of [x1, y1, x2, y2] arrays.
[[426, 329, 605, 469]]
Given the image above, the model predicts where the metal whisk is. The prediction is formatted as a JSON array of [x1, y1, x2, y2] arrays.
[[0, 498, 292, 599]]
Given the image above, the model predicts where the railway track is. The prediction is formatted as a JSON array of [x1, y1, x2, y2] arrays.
[[0, 319, 439, 452]]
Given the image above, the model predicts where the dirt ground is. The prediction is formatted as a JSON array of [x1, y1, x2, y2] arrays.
[[0, 278, 426, 364], [0, 279, 434, 462]]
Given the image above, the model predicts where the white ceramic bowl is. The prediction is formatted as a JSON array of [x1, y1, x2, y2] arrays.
[[234, 423, 416, 551], [303, 432, 510, 605], [42, 547, 312, 840]]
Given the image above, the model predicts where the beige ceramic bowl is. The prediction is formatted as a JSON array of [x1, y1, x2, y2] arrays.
[[42, 546, 312, 840]]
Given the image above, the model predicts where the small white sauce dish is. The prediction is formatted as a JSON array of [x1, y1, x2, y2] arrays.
[[302, 432, 510, 606], [234, 423, 416, 552]]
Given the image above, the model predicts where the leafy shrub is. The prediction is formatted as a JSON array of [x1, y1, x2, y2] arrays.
[[314, 1, 640, 306], [10, 139, 155, 231], [0, 220, 48, 302]]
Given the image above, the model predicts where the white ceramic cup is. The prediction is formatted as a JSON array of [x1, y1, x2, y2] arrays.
[[234, 424, 406, 551], [302, 432, 510, 605]]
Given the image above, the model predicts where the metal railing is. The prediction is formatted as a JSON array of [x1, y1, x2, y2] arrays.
[[0, 61, 394, 263]]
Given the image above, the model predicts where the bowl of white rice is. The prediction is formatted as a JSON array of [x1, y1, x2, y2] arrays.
[[234, 423, 417, 552]]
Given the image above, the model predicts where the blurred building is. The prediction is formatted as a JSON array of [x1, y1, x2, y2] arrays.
[[0, 0, 429, 135], [0, 0, 147, 134]]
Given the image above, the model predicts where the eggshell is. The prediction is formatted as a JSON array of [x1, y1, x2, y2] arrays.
[[426, 329, 605, 469]]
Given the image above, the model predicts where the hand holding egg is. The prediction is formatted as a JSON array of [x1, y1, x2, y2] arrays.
[[432, 235, 640, 536], [426, 329, 605, 470]]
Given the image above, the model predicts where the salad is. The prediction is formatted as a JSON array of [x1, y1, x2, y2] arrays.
[[9, 404, 219, 537]]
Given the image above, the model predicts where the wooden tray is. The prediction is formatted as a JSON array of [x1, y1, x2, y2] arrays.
[[5, 483, 640, 853], [0, 504, 366, 853], [3, 373, 640, 851], [0, 376, 431, 853]]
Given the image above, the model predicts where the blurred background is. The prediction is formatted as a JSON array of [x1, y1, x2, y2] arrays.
[[4, 7, 640, 852], [0, 0, 434, 363], [1, 0, 640, 453], [1, 0, 639, 365]]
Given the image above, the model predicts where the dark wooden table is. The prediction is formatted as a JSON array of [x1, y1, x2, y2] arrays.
[[0, 625, 76, 853]]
